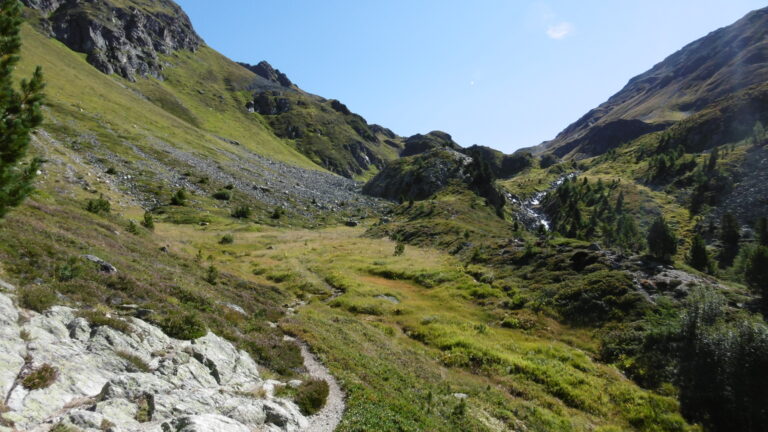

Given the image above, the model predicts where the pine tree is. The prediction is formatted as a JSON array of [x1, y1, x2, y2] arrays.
[[719, 213, 740, 267], [756, 216, 768, 247], [745, 246, 768, 310], [0, 0, 45, 218], [615, 214, 642, 253], [648, 216, 677, 262], [753, 120, 765, 146], [706, 146, 719, 173], [615, 191, 625, 213], [687, 234, 711, 272]]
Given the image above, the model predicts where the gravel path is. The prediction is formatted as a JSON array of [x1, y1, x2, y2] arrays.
[[299, 341, 345, 432]]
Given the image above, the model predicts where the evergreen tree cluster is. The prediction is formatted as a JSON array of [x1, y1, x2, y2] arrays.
[[543, 177, 643, 252]]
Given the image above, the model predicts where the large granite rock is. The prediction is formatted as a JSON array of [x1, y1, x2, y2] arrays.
[[0, 292, 307, 432]]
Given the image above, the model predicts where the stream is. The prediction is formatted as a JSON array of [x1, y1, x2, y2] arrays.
[[505, 173, 578, 231]]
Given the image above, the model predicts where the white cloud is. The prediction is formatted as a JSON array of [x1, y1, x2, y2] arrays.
[[546, 22, 574, 40]]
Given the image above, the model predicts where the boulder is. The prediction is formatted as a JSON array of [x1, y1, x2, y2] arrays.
[[82, 255, 118, 274], [0, 293, 308, 432]]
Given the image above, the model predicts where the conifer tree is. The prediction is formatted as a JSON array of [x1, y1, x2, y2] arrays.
[[719, 212, 740, 267], [648, 216, 677, 262], [615, 214, 642, 253], [705, 146, 719, 173], [745, 246, 768, 311], [756, 216, 768, 247], [0, 0, 45, 218], [687, 234, 711, 272]]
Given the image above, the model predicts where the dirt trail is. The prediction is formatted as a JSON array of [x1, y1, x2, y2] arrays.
[[284, 336, 345, 432]]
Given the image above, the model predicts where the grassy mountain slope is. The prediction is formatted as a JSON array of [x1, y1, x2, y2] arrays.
[[531, 6, 768, 159]]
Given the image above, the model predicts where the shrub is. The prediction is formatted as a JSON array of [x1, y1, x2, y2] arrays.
[[126, 220, 139, 235], [170, 189, 187, 206], [232, 205, 252, 219], [241, 336, 303, 375], [270, 207, 284, 219], [19, 286, 56, 312], [160, 312, 207, 340], [205, 265, 219, 285], [141, 212, 154, 230], [553, 271, 645, 325], [85, 195, 111, 214], [219, 234, 234, 245], [54, 257, 83, 282], [78, 310, 133, 334], [21, 364, 58, 390], [393, 242, 405, 256], [295, 379, 330, 415], [212, 190, 231, 201]]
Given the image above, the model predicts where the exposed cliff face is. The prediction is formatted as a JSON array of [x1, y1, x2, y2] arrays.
[[23, 0, 202, 80], [534, 6, 768, 158]]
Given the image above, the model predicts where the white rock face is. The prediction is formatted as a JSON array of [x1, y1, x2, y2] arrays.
[[0, 292, 308, 432]]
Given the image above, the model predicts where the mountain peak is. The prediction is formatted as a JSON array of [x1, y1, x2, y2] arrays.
[[239, 60, 295, 88]]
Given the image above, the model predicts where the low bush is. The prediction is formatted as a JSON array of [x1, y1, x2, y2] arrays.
[[170, 189, 188, 206], [553, 270, 646, 325], [160, 312, 207, 340], [79, 310, 133, 334], [219, 234, 234, 245], [19, 286, 56, 312], [212, 190, 231, 201], [232, 205, 252, 219], [85, 195, 110, 214], [295, 379, 330, 415], [22, 364, 58, 390]]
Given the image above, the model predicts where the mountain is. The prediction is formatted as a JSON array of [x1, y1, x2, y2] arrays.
[[21, 0, 403, 179], [533, 6, 768, 159]]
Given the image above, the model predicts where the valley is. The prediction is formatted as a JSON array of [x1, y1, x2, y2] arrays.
[[1, 1, 767, 431]]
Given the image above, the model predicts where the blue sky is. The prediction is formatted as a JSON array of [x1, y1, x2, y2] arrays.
[[176, 1, 765, 153]]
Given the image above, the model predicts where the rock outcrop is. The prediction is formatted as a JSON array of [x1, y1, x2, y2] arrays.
[[0, 292, 308, 432], [400, 131, 461, 157], [363, 148, 472, 201], [239, 61, 295, 89], [22, 0, 202, 80]]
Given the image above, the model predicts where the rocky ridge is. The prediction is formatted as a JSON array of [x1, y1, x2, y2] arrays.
[[0, 290, 311, 432], [531, 5, 768, 158], [22, 0, 202, 80]]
